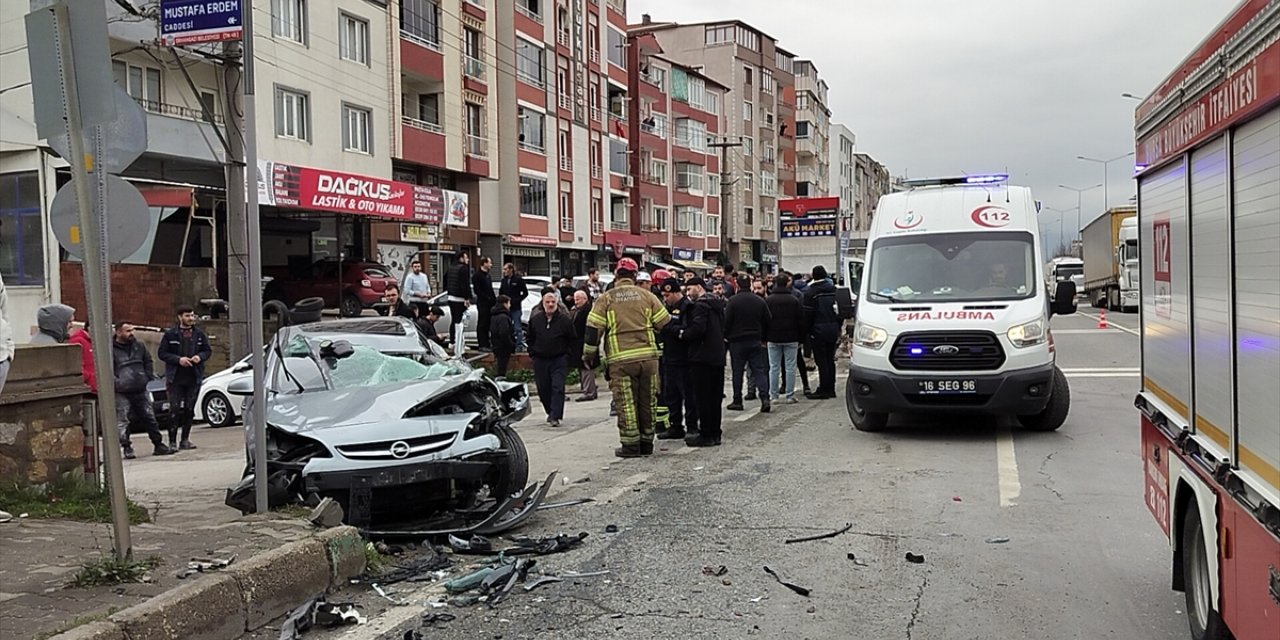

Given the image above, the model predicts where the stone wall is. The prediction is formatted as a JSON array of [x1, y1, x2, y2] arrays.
[[0, 344, 89, 485]]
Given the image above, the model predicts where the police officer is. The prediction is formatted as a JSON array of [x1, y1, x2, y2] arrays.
[[657, 278, 698, 441], [583, 258, 671, 458]]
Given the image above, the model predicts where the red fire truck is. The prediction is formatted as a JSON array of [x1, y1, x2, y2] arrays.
[[1133, 1, 1279, 639]]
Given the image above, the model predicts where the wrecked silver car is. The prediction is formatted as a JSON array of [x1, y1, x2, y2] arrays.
[[225, 317, 533, 529]]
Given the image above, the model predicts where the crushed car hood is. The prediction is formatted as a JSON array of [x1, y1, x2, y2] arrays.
[[266, 375, 486, 431]]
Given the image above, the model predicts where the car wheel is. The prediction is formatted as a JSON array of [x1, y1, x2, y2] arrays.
[[1181, 501, 1231, 640], [1017, 366, 1070, 431], [488, 424, 530, 498], [202, 391, 235, 428], [846, 378, 888, 432], [340, 294, 362, 317]]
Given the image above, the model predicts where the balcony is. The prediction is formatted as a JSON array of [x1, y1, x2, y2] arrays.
[[590, 106, 602, 122], [557, 30, 570, 47], [589, 49, 600, 64], [137, 99, 223, 125], [641, 72, 662, 88], [559, 156, 573, 171], [138, 99, 225, 164], [515, 2, 542, 23], [518, 139, 545, 153], [400, 116, 447, 168], [403, 115, 443, 134], [400, 29, 441, 52], [466, 134, 489, 158], [610, 221, 629, 231], [463, 56, 486, 81], [558, 93, 572, 110], [591, 165, 602, 180]]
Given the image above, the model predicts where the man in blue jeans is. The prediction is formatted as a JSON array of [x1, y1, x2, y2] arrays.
[[765, 273, 804, 403], [723, 277, 772, 413]]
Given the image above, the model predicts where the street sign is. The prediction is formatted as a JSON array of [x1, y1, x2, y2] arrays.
[[25, 0, 116, 138], [160, 0, 243, 46], [49, 175, 150, 262], [47, 86, 147, 173]]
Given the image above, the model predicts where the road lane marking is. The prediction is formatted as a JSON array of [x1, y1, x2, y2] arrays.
[[733, 408, 762, 422], [1064, 372, 1141, 378], [1076, 311, 1140, 337], [1051, 329, 1124, 334], [995, 425, 1021, 508]]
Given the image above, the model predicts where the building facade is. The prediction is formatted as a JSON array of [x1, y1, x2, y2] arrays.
[[792, 59, 830, 199], [828, 122, 856, 231], [854, 152, 892, 233]]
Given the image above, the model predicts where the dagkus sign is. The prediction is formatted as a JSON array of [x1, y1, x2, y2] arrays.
[[257, 161, 464, 225]]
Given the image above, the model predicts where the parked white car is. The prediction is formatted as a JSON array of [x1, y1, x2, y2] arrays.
[[424, 278, 548, 343], [195, 355, 252, 428]]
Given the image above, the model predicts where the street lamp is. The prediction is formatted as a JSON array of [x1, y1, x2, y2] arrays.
[[1058, 183, 1101, 241], [1077, 152, 1134, 211], [1120, 92, 1143, 101]]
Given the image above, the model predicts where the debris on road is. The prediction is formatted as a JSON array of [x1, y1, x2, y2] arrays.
[[762, 566, 812, 597], [985, 536, 1011, 544], [278, 597, 365, 640], [905, 553, 926, 564], [604, 524, 619, 533], [537, 498, 595, 511], [176, 554, 236, 579], [370, 547, 454, 585], [421, 612, 457, 627], [309, 497, 345, 528], [362, 471, 559, 539], [784, 522, 853, 544], [846, 553, 869, 567], [560, 569, 610, 579], [523, 575, 563, 592], [701, 565, 729, 577], [952, 496, 963, 502], [449, 534, 495, 554], [372, 583, 402, 605]]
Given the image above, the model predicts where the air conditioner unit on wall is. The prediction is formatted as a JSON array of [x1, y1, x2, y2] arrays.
[[623, 176, 634, 187]]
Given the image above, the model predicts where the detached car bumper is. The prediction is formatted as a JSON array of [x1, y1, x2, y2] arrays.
[[847, 361, 1056, 415], [302, 457, 494, 493]]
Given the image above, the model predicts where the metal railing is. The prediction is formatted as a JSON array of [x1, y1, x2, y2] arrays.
[[465, 0, 485, 7], [518, 140, 545, 153], [590, 106, 602, 122], [466, 134, 488, 158], [400, 29, 441, 52], [610, 220, 629, 231], [590, 165, 601, 180], [463, 56, 486, 80], [402, 115, 443, 134], [558, 93, 572, 110], [517, 70, 544, 88], [136, 98, 225, 124], [608, 108, 626, 121], [515, 2, 542, 23], [559, 156, 573, 171], [641, 72, 661, 87], [592, 219, 603, 235], [557, 30, 570, 47], [589, 48, 599, 64]]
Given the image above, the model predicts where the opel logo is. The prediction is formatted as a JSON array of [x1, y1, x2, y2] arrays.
[[933, 345, 960, 355], [389, 441, 411, 459]]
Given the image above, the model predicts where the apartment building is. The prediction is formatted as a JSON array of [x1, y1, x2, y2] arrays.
[[828, 123, 856, 228], [625, 29, 725, 271], [635, 16, 790, 272], [793, 59, 830, 198], [854, 152, 892, 232]]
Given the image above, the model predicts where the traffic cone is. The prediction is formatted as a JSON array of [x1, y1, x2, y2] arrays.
[[1097, 309, 1108, 329]]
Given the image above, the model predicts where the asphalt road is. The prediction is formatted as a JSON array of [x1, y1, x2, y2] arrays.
[[297, 307, 1191, 640]]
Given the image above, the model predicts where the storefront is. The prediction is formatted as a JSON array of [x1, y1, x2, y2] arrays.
[[669, 247, 716, 272], [503, 234, 556, 277], [759, 241, 780, 273]]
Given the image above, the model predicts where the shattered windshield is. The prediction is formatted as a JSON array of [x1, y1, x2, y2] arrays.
[[867, 231, 1036, 303], [276, 337, 467, 392]]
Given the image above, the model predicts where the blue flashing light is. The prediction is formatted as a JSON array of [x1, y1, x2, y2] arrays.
[[909, 347, 924, 355], [963, 174, 1009, 184]]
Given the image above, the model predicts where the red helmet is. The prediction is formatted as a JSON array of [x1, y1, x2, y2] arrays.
[[616, 257, 639, 272], [652, 268, 672, 282]]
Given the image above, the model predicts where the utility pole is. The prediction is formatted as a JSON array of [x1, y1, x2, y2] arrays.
[[223, 40, 250, 361], [708, 136, 742, 265]]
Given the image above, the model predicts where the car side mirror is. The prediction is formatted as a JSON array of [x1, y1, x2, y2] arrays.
[[232, 362, 251, 373], [227, 378, 254, 396], [1052, 281, 1078, 316]]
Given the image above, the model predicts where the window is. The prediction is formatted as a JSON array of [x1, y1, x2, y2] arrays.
[[410, 93, 440, 124], [775, 51, 794, 74], [643, 65, 665, 90], [517, 0, 541, 20], [520, 176, 548, 217], [606, 27, 625, 68], [199, 89, 218, 119], [708, 214, 720, 237], [401, 0, 440, 46], [560, 186, 572, 231], [272, 0, 307, 43], [464, 27, 483, 61], [761, 208, 775, 230], [591, 195, 603, 235], [516, 38, 545, 87], [0, 172, 43, 285], [708, 174, 721, 195], [735, 26, 760, 51], [761, 69, 774, 95], [113, 61, 162, 107], [648, 159, 667, 185], [744, 206, 754, 225], [608, 139, 628, 174], [342, 104, 372, 153], [742, 137, 753, 157], [340, 13, 369, 64], [466, 102, 486, 155], [704, 24, 732, 45], [743, 101, 753, 122], [274, 87, 309, 140], [646, 113, 668, 139], [590, 140, 601, 169], [676, 163, 704, 193], [795, 121, 810, 138], [646, 204, 667, 230], [796, 93, 810, 110], [743, 65, 753, 85], [743, 173, 753, 191], [763, 143, 775, 162], [676, 206, 703, 236], [761, 171, 776, 196], [674, 118, 707, 152], [704, 91, 719, 116], [518, 107, 545, 152]]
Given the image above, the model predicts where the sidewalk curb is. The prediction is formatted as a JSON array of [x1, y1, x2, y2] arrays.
[[48, 526, 368, 640]]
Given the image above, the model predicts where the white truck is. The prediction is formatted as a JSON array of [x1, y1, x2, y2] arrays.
[[1043, 256, 1085, 300], [844, 174, 1078, 432], [1080, 206, 1139, 311], [1133, 2, 1279, 639]]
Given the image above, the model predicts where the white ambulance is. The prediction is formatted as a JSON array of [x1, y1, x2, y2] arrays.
[[845, 174, 1078, 432]]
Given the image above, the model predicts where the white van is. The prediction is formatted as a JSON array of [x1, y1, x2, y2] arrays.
[[845, 174, 1078, 432]]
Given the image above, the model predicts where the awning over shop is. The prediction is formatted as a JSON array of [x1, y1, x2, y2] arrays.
[[739, 260, 760, 270], [673, 259, 716, 270]]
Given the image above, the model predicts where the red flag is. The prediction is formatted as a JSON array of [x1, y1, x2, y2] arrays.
[[614, 118, 627, 138]]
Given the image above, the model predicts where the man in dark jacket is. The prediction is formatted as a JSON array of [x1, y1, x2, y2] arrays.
[[379, 284, 417, 319], [499, 263, 529, 350], [419, 306, 447, 348], [527, 292, 576, 427], [156, 305, 213, 450], [802, 265, 841, 399], [765, 273, 805, 403], [444, 250, 473, 354], [489, 296, 517, 378], [678, 278, 727, 447], [724, 277, 773, 412], [657, 278, 697, 440], [472, 257, 497, 351], [569, 290, 597, 401], [113, 322, 175, 459], [791, 274, 813, 395]]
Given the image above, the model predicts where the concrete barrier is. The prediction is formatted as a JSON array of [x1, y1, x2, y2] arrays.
[[48, 526, 367, 640]]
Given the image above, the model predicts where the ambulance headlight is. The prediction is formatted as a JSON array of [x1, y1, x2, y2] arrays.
[[1007, 318, 1047, 348], [854, 322, 888, 350]]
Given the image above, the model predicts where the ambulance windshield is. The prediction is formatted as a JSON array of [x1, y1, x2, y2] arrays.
[[867, 231, 1037, 303]]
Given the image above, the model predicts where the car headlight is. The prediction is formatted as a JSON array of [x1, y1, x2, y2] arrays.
[[854, 322, 888, 350], [1007, 318, 1047, 348]]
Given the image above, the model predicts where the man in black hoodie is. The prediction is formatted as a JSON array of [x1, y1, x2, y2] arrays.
[[657, 278, 697, 440], [802, 265, 841, 399], [473, 257, 497, 351], [112, 322, 175, 459], [678, 278, 727, 447], [723, 277, 772, 413], [499, 263, 530, 350], [765, 273, 805, 403], [489, 296, 517, 378], [444, 250, 473, 354]]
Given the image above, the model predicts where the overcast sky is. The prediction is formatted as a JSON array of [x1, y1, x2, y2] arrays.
[[627, 0, 1239, 249]]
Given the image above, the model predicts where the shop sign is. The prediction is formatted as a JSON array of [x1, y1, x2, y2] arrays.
[[760, 241, 779, 263], [401, 224, 438, 244], [779, 196, 840, 218], [506, 234, 558, 247], [257, 160, 465, 224], [672, 247, 697, 261], [506, 246, 547, 258], [160, 0, 243, 46], [781, 217, 838, 238], [622, 246, 645, 256]]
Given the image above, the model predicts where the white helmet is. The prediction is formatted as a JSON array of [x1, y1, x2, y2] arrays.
[[637, 271, 652, 282]]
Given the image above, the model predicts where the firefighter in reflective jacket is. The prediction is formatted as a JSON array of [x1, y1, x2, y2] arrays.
[[583, 258, 671, 458]]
